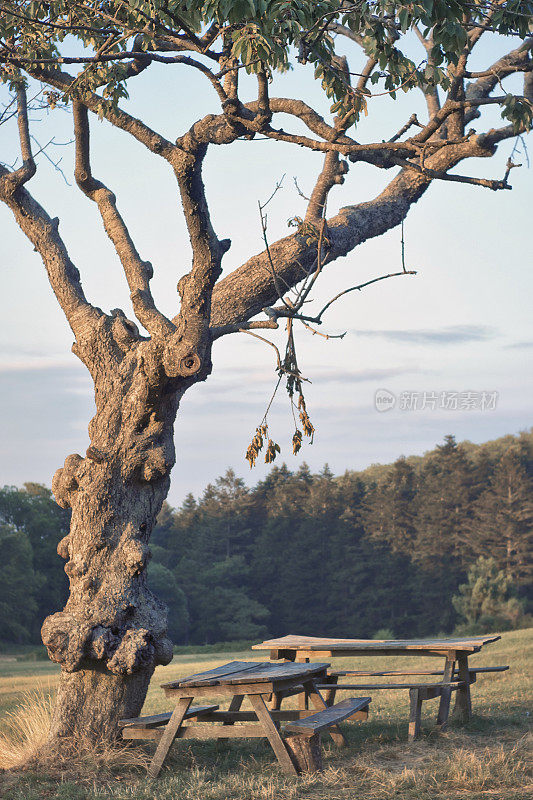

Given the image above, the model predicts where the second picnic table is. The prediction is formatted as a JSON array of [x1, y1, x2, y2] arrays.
[[121, 659, 371, 778], [252, 634, 505, 740]]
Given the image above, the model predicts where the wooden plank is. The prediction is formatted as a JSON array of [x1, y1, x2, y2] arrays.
[[253, 634, 501, 651], [468, 665, 509, 674], [316, 682, 462, 690], [248, 693, 298, 776], [119, 704, 218, 729], [171, 661, 329, 688], [165, 675, 326, 699], [147, 696, 192, 780], [161, 661, 260, 689], [297, 648, 462, 659], [284, 697, 371, 735], [222, 662, 329, 685], [329, 669, 448, 677], [329, 666, 507, 678], [189, 708, 369, 723], [125, 724, 269, 740]]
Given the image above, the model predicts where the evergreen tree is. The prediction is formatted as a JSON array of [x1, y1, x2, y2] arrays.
[[469, 448, 533, 586], [452, 556, 525, 634]]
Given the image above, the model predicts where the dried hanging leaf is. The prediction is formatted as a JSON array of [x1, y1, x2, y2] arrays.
[[245, 424, 268, 468], [264, 438, 281, 463], [292, 429, 303, 455]]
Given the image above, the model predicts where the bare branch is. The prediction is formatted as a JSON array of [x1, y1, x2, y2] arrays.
[[389, 113, 423, 142], [211, 319, 279, 340], [3, 86, 36, 191], [72, 101, 175, 338], [0, 165, 100, 337], [19, 63, 176, 161]]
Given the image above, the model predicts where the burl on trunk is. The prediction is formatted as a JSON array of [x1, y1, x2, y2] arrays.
[[41, 315, 201, 741]]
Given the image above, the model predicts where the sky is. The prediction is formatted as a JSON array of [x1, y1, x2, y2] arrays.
[[0, 30, 532, 507]]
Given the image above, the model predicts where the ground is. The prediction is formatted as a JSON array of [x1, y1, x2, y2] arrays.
[[0, 629, 531, 800]]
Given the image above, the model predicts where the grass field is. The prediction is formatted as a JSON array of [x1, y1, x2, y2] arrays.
[[0, 629, 531, 800]]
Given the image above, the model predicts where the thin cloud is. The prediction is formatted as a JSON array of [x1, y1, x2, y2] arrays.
[[351, 325, 497, 345], [503, 341, 533, 350], [311, 367, 417, 383]]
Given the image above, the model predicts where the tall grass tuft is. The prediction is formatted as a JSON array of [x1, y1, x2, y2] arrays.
[[0, 690, 52, 769], [0, 690, 150, 776]]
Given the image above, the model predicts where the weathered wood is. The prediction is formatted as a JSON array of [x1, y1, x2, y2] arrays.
[[453, 654, 473, 722], [147, 696, 192, 780], [304, 681, 347, 746], [323, 675, 338, 707], [248, 693, 298, 776], [124, 723, 269, 740], [253, 634, 501, 653], [223, 694, 244, 725], [285, 732, 322, 773], [437, 657, 455, 730], [179, 708, 369, 723], [285, 697, 371, 736], [467, 665, 509, 673], [327, 665, 508, 678], [165, 673, 327, 699], [408, 689, 422, 741], [161, 661, 259, 689], [316, 681, 462, 690], [119, 704, 218, 729], [167, 661, 329, 688]]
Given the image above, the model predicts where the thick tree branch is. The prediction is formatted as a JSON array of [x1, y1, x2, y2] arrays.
[[209, 134, 503, 332], [0, 165, 100, 338], [72, 101, 175, 338]]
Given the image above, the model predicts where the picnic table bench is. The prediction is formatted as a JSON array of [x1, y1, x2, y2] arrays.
[[121, 660, 371, 777], [253, 634, 507, 741]]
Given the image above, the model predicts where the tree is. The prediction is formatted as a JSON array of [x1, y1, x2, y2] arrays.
[[0, 484, 70, 641], [0, 1, 531, 747], [0, 522, 41, 642], [469, 447, 533, 586], [452, 556, 525, 633]]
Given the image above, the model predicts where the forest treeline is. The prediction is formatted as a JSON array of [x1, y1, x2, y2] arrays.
[[1, 432, 532, 645]]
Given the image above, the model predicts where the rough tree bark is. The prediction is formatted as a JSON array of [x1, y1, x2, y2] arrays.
[[0, 2, 531, 749]]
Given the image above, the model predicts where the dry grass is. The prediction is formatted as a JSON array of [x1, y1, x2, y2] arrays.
[[0, 628, 531, 800], [0, 691, 52, 770], [0, 689, 150, 780]]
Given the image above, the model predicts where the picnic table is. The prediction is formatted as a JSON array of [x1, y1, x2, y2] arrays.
[[253, 634, 506, 740], [121, 659, 371, 777]]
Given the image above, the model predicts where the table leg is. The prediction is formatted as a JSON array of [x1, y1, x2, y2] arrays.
[[323, 675, 338, 707], [453, 654, 472, 722], [408, 688, 422, 742], [437, 656, 455, 730], [304, 680, 346, 747], [296, 657, 310, 711], [148, 696, 192, 780], [221, 694, 244, 732], [248, 693, 298, 776]]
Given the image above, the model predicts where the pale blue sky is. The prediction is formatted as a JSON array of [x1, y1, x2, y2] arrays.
[[0, 33, 532, 505]]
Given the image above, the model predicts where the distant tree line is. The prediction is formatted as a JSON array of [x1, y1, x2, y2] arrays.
[[1, 432, 531, 645]]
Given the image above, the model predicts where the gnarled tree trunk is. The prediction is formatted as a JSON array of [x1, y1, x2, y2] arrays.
[[41, 317, 197, 742]]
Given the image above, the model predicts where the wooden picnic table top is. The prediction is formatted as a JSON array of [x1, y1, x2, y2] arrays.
[[252, 634, 501, 655], [161, 660, 331, 690]]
